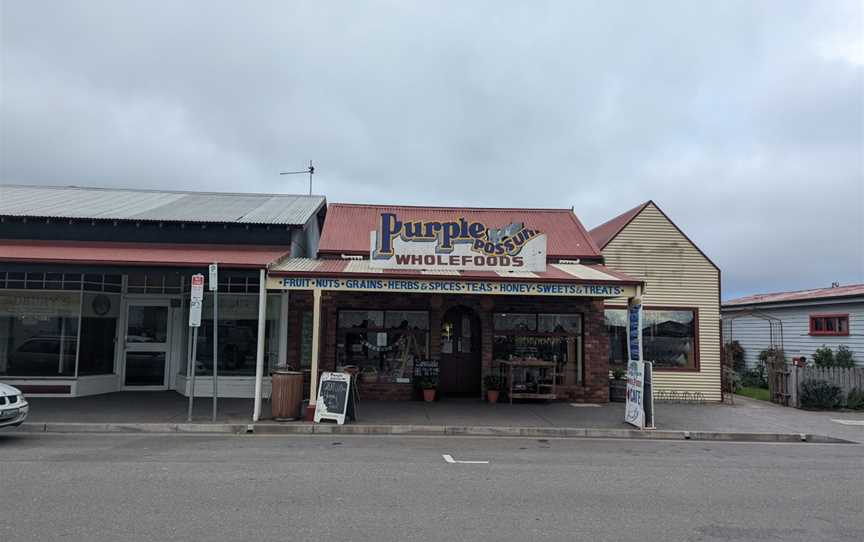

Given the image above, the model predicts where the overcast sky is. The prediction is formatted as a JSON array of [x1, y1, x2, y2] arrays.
[[1, 1, 862, 299]]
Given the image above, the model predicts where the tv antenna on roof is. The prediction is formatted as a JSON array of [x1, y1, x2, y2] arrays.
[[280, 160, 315, 195]]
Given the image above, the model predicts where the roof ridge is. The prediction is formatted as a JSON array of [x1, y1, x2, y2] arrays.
[[0, 183, 323, 199], [328, 202, 575, 212], [728, 283, 864, 302]]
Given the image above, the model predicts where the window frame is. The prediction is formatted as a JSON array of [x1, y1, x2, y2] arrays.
[[605, 305, 701, 373], [809, 314, 849, 337]]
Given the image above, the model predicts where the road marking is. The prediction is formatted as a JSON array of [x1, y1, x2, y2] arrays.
[[442, 454, 489, 464], [570, 403, 601, 408], [831, 419, 864, 426]]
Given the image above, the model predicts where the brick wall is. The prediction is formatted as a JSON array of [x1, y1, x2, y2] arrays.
[[285, 291, 611, 403]]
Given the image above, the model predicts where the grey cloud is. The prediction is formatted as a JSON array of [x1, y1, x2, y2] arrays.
[[1, 0, 861, 298]]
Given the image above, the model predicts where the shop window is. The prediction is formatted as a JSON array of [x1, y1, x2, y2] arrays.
[[0, 291, 80, 377], [605, 308, 698, 370], [493, 313, 582, 384], [0, 272, 120, 292], [336, 310, 430, 384], [809, 314, 849, 336], [187, 293, 281, 376]]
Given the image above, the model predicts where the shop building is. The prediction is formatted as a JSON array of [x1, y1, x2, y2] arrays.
[[589, 201, 722, 401], [1, 184, 723, 408], [266, 204, 645, 404], [0, 185, 325, 397]]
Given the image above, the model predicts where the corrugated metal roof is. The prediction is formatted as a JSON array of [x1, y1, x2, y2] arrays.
[[269, 258, 641, 285], [0, 240, 290, 268], [724, 283, 864, 307], [0, 184, 325, 225], [588, 201, 650, 249], [317, 203, 603, 259]]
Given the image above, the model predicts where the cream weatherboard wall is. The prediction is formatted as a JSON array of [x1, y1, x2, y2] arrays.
[[600, 203, 722, 401]]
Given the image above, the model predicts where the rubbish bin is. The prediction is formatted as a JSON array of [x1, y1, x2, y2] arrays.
[[271, 370, 303, 421]]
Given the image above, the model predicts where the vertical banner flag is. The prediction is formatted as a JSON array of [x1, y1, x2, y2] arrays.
[[627, 296, 642, 362]]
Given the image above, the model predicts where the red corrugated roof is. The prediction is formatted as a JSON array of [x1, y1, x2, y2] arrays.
[[588, 201, 650, 249], [318, 203, 602, 259], [0, 240, 288, 268], [724, 284, 864, 307]]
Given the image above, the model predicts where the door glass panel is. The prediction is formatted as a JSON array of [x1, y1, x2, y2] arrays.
[[127, 306, 168, 343], [124, 352, 166, 386]]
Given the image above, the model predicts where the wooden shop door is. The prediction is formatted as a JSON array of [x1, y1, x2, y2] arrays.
[[438, 306, 481, 397]]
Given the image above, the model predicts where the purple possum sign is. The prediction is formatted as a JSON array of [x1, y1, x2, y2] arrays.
[[369, 213, 547, 272]]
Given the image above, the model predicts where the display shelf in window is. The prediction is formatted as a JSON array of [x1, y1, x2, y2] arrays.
[[498, 359, 557, 403]]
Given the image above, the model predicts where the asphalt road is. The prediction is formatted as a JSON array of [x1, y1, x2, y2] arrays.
[[1, 433, 862, 542]]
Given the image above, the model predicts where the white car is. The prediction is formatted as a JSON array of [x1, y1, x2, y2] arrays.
[[0, 383, 29, 428]]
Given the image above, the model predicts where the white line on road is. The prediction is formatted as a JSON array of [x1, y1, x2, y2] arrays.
[[442, 454, 489, 464], [831, 419, 864, 426]]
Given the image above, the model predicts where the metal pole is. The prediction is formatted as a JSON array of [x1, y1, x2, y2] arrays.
[[212, 289, 218, 422], [252, 269, 267, 422], [187, 328, 198, 422]]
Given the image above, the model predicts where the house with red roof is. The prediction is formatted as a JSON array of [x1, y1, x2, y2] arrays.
[[722, 283, 864, 369]]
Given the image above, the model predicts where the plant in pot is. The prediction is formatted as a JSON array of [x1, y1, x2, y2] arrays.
[[484, 374, 502, 403], [609, 367, 627, 402], [418, 377, 438, 402]]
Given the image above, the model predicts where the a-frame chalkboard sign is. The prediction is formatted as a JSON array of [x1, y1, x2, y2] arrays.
[[314, 372, 358, 425]]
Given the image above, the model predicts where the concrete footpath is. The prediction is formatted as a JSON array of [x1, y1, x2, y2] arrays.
[[13, 392, 864, 443]]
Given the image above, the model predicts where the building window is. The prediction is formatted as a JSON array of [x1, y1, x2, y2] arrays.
[[0, 272, 120, 292], [605, 308, 699, 370], [185, 293, 281, 376], [493, 313, 582, 384], [809, 314, 849, 336], [336, 310, 430, 384], [0, 291, 81, 377], [78, 293, 121, 375]]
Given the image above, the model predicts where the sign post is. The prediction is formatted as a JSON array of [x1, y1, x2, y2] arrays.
[[209, 263, 218, 422], [186, 274, 204, 422]]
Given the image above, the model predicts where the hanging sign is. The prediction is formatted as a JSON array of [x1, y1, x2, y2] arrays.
[[188, 274, 204, 327], [369, 213, 547, 272], [268, 276, 633, 298], [314, 372, 357, 425]]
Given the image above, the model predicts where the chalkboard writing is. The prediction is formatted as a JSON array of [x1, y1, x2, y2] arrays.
[[413, 359, 439, 378], [320, 379, 348, 414]]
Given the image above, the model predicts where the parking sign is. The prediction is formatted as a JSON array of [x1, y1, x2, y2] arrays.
[[189, 274, 204, 327]]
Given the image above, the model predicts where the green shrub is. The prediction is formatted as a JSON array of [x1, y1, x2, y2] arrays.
[[800, 380, 842, 409], [812, 345, 835, 367], [483, 374, 502, 390], [739, 368, 767, 389], [835, 345, 855, 368], [846, 388, 864, 410]]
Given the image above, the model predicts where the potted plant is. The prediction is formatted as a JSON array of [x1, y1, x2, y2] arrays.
[[418, 377, 438, 402], [484, 374, 502, 403], [609, 367, 627, 402]]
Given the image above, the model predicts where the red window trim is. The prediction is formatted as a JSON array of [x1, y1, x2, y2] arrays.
[[809, 313, 850, 337]]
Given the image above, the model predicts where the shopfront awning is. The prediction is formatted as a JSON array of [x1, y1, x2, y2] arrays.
[[266, 258, 642, 298], [0, 240, 289, 268]]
